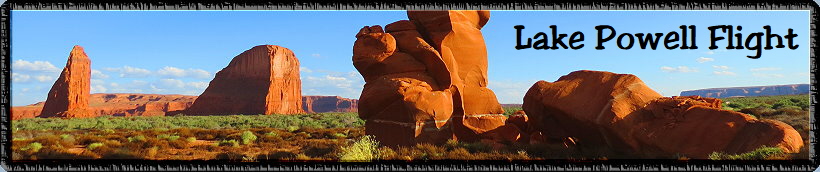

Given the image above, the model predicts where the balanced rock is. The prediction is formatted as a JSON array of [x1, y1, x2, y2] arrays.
[[353, 10, 506, 147], [39, 45, 92, 118], [522, 70, 803, 158], [302, 96, 358, 113], [185, 45, 303, 115]]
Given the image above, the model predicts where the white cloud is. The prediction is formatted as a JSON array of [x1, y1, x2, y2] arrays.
[[104, 66, 152, 78], [750, 67, 782, 72], [713, 71, 736, 76], [302, 71, 364, 98], [488, 80, 535, 104], [34, 75, 55, 82], [12, 73, 30, 82], [311, 54, 322, 58], [157, 66, 212, 79], [186, 81, 209, 90], [91, 69, 109, 79], [157, 66, 186, 78], [660, 66, 698, 73], [300, 67, 313, 73], [712, 65, 730, 71], [12, 59, 60, 73], [91, 84, 107, 93], [753, 73, 785, 78], [705, 51, 715, 55], [696, 57, 714, 63], [157, 78, 186, 88]]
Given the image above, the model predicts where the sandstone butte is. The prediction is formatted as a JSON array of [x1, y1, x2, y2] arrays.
[[38, 45, 93, 118], [353, 10, 517, 147], [302, 96, 358, 113], [12, 94, 357, 120], [522, 70, 804, 158], [184, 45, 304, 115]]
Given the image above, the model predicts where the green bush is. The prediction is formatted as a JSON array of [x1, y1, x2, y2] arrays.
[[12, 113, 364, 131], [87, 142, 104, 150], [127, 135, 146, 142], [157, 134, 180, 141], [240, 131, 257, 145], [709, 146, 785, 160], [186, 137, 197, 143], [218, 140, 240, 147], [59, 134, 71, 140], [338, 135, 380, 162], [20, 142, 43, 153]]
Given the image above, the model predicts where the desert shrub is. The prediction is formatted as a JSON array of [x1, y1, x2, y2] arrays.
[[709, 146, 785, 160], [739, 107, 776, 117], [20, 142, 43, 153], [100, 148, 142, 159], [87, 142, 104, 150], [59, 134, 71, 140], [157, 134, 181, 141], [12, 113, 364, 131], [240, 131, 257, 145], [333, 133, 347, 139], [218, 140, 240, 147], [186, 137, 197, 142], [502, 106, 523, 116], [338, 135, 380, 162], [164, 137, 189, 149], [302, 140, 345, 158], [76, 135, 106, 145], [128, 135, 146, 142], [286, 126, 299, 132]]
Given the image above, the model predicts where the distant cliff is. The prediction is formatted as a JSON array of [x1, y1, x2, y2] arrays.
[[680, 84, 809, 98]]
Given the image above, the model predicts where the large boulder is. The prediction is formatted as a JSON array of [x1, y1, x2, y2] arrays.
[[353, 10, 507, 147], [302, 96, 358, 113], [185, 45, 303, 115], [523, 70, 804, 158], [39, 45, 92, 118]]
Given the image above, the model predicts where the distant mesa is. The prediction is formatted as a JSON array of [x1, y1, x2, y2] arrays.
[[38, 45, 93, 118], [680, 84, 809, 98], [184, 45, 304, 115], [14, 93, 197, 120], [302, 96, 358, 113], [523, 70, 803, 158], [13, 94, 359, 120]]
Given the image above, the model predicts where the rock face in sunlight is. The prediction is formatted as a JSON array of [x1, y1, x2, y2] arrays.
[[523, 70, 804, 158], [185, 45, 304, 115], [302, 96, 358, 113], [353, 10, 513, 147], [39, 45, 93, 118]]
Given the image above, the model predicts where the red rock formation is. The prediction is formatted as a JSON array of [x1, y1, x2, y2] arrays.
[[302, 96, 358, 113], [13, 93, 198, 119], [185, 45, 303, 115], [38, 45, 92, 118], [353, 11, 506, 147], [12, 94, 364, 120], [523, 70, 804, 158]]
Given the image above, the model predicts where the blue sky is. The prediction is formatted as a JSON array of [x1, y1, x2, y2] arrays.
[[11, 10, 809, 106]]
